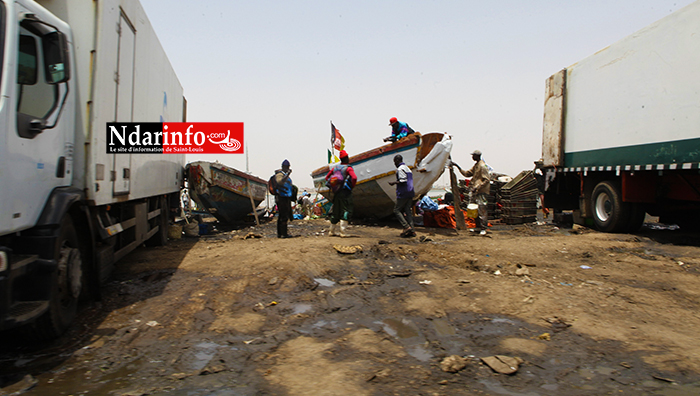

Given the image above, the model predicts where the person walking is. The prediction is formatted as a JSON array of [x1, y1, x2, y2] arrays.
[[383, 117, 415, 143], [325, 150, 357, 237], [451, 150, 491, 235], [274, 159, 295, 238], [389, 154, 416, 237]]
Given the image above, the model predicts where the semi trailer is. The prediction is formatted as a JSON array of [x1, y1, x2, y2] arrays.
[[0, 0, 185, 338], [541, 1, 700, 232]]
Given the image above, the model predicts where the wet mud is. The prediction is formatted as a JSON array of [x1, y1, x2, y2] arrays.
[[1, 218, 700, 395]]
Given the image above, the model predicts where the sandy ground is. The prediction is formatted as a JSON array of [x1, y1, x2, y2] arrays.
[[2, 217, 700, 395]]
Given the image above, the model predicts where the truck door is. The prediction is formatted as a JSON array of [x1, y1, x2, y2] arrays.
[[2, 9, 74, 234], [113, 13, 135, 196]]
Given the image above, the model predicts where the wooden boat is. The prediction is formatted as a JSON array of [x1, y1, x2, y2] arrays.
[[311, 132, 453, 219], [186, 161, 268, 223]]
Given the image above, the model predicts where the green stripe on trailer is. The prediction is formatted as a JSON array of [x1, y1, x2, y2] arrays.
[[564, 138, 700, 169]]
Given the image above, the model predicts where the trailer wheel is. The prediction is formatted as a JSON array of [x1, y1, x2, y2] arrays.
[[591, 181, 630, 233], [31, 216, 83, 340], [625, 203, 646, 233]]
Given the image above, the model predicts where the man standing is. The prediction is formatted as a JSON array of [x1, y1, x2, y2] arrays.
[[383, 117, 415, 143], [389, 154, 416, 237], [300, 192, 313, 220], [325, 150, 357, 237], [452, 150, 491, 235], [274, 159, 294, 238]]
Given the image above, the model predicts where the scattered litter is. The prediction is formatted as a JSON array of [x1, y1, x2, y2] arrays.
[[481, 355, 523, 375], [457, 279, 471, 284], [560, 282, 573, 286], [493, 270, 502, 275], [419, 236, 433, 242], [268, 301, 278, 306], [678, 261, 685, 266], [651, 374, 675, 383], [515, 267, 530, 276], [580, 265, 592, 269], [333, 244, 363, 254], [620, 362, 633, 369], [522, 295, 534, 303], [440, 355, 467, 373], [543, 317, 571, 332], [145, 321, 159, 327], [241, 232, 263, 240], [386, 271, 413, 278], [419, 280, 432, 285], [537, 333, 551, 341]]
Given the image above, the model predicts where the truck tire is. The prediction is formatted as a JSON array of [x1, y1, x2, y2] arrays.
[[31, 216, 83, 340], [591, 181, 631, 233], [625, 203, 646, 233]]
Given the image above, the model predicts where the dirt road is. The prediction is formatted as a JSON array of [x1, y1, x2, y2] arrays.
[[2, 218, 700, 395]]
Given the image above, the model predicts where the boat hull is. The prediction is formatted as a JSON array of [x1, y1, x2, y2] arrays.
[[311, 133, 452, 219], [187, 161, 268, 223]]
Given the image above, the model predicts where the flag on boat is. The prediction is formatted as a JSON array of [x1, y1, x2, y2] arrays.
[[327, 149, 339, 164], [331, 122, 345, 150]]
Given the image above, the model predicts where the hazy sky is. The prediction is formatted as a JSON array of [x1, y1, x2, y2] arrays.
[[141, 0, 695, 188]]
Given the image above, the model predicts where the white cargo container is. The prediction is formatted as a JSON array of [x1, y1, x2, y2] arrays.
[[0, 0, 185, 338], [541, 1, 700, 232]]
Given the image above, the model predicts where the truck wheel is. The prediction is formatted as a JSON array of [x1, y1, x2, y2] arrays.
[[31, 216, 83, 340], [625, 203, 646, 233], [591, 181, 631, 233]]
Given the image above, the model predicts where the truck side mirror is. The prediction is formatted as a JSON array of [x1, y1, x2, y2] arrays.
[[42, 31, 70, 84]]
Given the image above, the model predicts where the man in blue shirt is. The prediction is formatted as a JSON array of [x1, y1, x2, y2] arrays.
[[389, 154, 416, 237], [274, 159, 295, 238], [384, 117, 415, 143]]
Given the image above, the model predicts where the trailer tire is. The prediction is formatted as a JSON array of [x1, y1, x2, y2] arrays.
[[31, 216, 83, 340], [625, 203, 646, 233], [591, 181, 631, 233]]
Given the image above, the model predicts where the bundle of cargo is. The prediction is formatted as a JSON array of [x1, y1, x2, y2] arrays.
[[500, 171, 538, 224]]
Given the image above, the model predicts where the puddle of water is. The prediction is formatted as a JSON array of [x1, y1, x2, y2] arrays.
[[406, 345, 433, 362], [380, 318, 419, 339], [314, 278, 335, 287], [292, 303, 312, 315], [480, 380, 542, 396], [186, 341, 221, 371], [492, 318, 516, 325], [432, 319, 456, 336], [653, 382, 700, 396]]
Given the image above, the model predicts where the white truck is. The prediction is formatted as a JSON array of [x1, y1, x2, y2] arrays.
[[541, 1, 700, 232], [0, 0, 185, 338]]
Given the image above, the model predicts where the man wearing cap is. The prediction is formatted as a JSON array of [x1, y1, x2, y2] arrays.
[[389, 154, 416, 237], [325, 150, 357, 236], [274, 159, 295, 238], [384, 117, 415, 143], [452, 150, 491, 235]]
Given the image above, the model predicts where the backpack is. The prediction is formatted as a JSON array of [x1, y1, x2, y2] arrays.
[[327, 165, 348, 193], [406, 124, 415, 135], [268, 173, 278, 195]]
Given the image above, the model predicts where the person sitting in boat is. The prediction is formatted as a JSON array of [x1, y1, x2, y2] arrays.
[[325, 150, 357, 237], [383, 117, 415, 142]]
